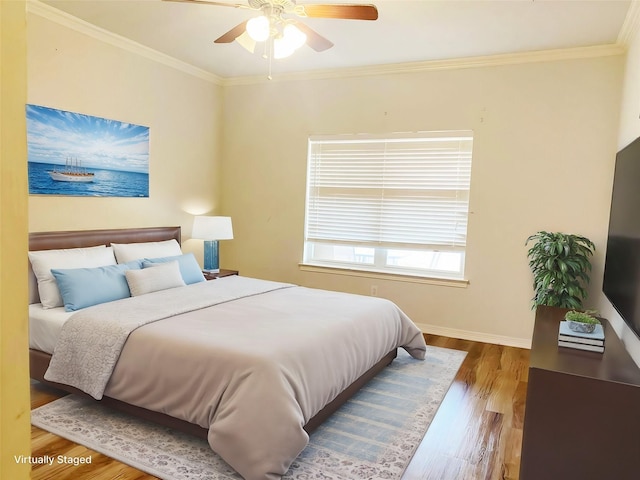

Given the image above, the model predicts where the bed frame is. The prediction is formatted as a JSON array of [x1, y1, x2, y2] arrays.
[[28, 226, 397, 437]]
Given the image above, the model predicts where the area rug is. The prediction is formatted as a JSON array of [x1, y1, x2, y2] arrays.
[[31, 346, 466, 480]]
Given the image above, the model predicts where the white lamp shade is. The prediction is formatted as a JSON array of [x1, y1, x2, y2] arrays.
[[274, 24, 306, 59], [192, 216, 234, 240], [283, 24, 306, 50], [273, 38, 295, 59], [246, 15, 270, 42]]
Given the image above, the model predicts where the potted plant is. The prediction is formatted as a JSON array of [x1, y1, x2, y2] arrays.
[[564, 310, 601, 333], [526, 231, 595, 309]]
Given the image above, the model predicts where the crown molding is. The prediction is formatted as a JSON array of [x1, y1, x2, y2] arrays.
[[222, 43, 625, 86], [618, 0, 640, 47], [28, 0, 626, 88], [27, 0, 223, 86]]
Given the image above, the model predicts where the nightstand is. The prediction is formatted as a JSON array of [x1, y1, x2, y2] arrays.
[[203, 269, 238, 280]]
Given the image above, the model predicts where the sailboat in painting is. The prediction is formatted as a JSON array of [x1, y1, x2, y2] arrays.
[[48, 157, 95, 183]]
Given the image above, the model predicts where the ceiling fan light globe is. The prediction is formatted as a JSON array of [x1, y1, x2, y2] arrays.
[[246, 15, 270, 42], [283, 24, 306, 50], [273, 37, 295, 59]]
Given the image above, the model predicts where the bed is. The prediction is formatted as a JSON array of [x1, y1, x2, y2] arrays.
[[28, 226, 427, 480]]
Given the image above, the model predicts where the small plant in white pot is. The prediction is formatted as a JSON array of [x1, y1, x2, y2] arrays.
[[564, 310, 601, 333]]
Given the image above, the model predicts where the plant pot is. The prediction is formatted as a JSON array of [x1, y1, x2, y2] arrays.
[[567, 320, 597, 334]]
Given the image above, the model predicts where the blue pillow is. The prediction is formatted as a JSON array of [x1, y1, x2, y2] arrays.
[[51, 263, 134, 312], [123, 258, 145, 269], [142, 253, 205, 285]]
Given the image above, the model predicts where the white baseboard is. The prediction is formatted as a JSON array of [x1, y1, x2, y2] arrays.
[[416, 323, 532, 349]]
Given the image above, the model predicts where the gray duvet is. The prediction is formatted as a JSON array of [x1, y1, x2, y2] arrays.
[[45, 276, 427, 480]]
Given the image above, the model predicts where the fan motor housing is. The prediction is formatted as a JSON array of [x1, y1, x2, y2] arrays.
[[249, 0, 296, 11]]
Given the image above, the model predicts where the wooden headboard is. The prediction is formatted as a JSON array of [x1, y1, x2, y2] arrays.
[[29, 226, 181, 251], [28, 226, 181, 304]]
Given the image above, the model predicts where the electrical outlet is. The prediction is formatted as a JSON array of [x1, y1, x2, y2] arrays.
[[370, 285, 378, 296]]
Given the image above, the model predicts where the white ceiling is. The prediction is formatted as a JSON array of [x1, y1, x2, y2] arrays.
[[40, 0, 633, 79]]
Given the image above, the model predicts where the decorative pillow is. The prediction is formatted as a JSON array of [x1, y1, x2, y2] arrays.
[[111, 239, 182, 264], [51, 263, 135, 312], [125, 260, 185, 296], [142, 253, 205, 285], [28, 245, 116, 309]]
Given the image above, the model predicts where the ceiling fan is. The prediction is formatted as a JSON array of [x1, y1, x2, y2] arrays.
[[163, 0, 378, 59]]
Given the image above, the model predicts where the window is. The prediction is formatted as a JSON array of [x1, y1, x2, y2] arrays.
[[303, 131, 473, 280]]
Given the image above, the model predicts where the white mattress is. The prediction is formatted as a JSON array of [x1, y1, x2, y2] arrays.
[[29, 303, 73, 354]]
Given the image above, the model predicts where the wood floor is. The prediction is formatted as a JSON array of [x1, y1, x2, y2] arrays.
[[401, 335, 528, 480], [30, 334, 529, 480]]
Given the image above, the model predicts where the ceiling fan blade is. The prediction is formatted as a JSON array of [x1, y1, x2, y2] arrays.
[[214, 20, 249, 43], [298, 4, 378, 21], [162, 0, 250, 10], [292, 21, 334, 52]]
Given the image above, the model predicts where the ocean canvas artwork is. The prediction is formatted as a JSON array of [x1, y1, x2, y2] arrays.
[[26, 104, 149, 197]]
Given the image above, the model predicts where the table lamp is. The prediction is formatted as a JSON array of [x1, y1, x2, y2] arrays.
[[192, 216, 234, 273]]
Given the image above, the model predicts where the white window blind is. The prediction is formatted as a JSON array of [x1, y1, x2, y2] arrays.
[[303, 131, 473, 279]]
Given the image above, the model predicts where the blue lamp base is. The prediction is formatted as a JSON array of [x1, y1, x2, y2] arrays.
[[203, 240, 220, 273]]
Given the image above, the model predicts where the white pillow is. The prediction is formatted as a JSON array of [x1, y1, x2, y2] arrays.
[[28, 245, 116, 309], [111, 239, 182, 264], [125, 260, 186, 296]]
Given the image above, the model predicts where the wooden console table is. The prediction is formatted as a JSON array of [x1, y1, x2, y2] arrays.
[[520, 305, 640, 480]]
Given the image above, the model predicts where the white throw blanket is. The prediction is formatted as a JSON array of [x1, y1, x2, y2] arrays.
[[45, 276, 294, 399]]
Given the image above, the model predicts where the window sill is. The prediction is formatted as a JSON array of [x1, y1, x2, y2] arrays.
[[298, 263, 469, 288]]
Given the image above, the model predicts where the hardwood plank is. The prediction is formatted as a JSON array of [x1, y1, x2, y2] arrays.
[[30, 334, 529, 480], [402, 335, 528, 480], [486, 371, 519, 414], [501, 426, 523, 480]]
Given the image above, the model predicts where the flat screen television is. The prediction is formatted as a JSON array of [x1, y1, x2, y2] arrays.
[[603, 135, 640, 340]]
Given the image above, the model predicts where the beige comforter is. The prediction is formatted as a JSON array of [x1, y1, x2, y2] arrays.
[[47, 276, 427, 480]]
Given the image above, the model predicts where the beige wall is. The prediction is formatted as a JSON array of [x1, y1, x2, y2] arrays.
[[221, 56, 623, 346], [27, 10, 223, 260], [1, 1, 31, 478], [23, 4, 631, 350], [596, 17, 640, 366]]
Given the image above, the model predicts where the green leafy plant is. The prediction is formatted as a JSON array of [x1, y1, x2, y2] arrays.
[[526, 231, 595, 309], [564, 310, 600, 325]]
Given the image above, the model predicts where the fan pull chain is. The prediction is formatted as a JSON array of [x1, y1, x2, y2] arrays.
[[267, 36, 273, 80], [259, 37, 273, 80]]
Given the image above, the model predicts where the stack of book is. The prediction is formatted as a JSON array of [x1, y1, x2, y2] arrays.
[[558, 321, 605, 353]]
